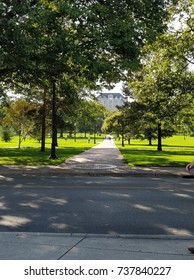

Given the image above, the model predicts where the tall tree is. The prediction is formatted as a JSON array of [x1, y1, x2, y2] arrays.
[[127, 33, 194, 150]]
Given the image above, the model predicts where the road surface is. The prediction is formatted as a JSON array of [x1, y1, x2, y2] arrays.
[[0, 175, 194, 235]]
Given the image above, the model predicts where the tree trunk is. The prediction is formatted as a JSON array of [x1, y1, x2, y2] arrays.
[[18, 131, 21, 149], [157, 122, 162, 151], [41, 89, 46, 152], [60, 129, 63, 138], [94, 128, 96, 144], [121, 121, 125, 147], [122, 133, 125, 147], [49, 79, 57, 159], [54, 126, 58, 146]]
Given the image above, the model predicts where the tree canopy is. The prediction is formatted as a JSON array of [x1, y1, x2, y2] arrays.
[[120, 0, 194, 150], [1, 0, 182, 156], [1, 0, 178, 86]]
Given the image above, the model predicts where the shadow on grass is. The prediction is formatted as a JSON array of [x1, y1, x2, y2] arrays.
[[123, 143, 194, 149]]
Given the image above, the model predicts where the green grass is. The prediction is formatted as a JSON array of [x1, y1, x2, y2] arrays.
[[116, 135, 194, 167], [1, 134, 194, 167], [0, 135, 102, 165]]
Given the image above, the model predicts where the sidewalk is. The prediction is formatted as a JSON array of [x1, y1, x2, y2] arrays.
[[0, 139, 190, 177], [0, 139, 193, 260], [0, 232, 194, 260]]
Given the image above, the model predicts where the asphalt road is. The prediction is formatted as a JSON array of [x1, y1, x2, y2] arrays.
[[0, 175, 194, 235]]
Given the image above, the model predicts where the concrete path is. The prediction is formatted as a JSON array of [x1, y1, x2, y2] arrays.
[[0, 232, 194, 260], [60, 139, 130, 174]]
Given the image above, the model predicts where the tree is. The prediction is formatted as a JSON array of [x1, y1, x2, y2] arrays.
[[117, 101, 156, 145], [77, 100, 107, 142], [0, 0, 44, 85], [127, 31, 194, 151], [102, 111, 126, 145], [0, 126, 13, 142], [169, 0, 194, 66], [2, 99, 38, 148]]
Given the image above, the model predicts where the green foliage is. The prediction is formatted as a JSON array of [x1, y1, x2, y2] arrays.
[[102, 111, 122, 135], [1, 0, 178, 85], [0, 126, 13, 142], [77, 99, 107, 133], [125, 20, 194, 150], [2, 98, 39, 148]]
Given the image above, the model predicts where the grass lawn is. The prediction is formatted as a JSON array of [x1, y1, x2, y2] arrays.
[[0, 136, 102, 165], [1, 134, 194, 167], [116, 135, 194, 167]]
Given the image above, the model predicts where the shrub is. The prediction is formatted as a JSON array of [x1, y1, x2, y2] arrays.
[[1, 126, 13, 142]]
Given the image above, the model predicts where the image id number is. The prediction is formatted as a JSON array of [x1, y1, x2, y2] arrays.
[[117, 266, 171, 276]]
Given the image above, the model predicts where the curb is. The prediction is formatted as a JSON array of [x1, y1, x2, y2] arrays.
[[0, 167, 188, 178], [0, 156, 190, 178], [2, 232, 194, 240]]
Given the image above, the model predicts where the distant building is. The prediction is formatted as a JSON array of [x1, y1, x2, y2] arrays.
[[97, 92, 125, 111]]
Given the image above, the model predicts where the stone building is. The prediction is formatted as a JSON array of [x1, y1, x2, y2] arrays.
[[97, 92, 125, 111]]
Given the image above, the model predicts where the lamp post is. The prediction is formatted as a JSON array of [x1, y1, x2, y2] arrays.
[[49, 77, 58, 159]]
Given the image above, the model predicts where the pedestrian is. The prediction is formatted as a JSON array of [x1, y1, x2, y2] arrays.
[[186, 162, 194, 253], [88, 136, 90, 143], [186, 162, 194, 173]]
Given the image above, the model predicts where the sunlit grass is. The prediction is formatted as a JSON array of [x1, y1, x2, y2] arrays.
[[116, 135, 194, 167], [1, 134, 194, 167], [0, 135, 102, 165]]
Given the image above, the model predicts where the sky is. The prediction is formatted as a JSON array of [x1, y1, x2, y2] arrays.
[[102, 82, 123, 93]]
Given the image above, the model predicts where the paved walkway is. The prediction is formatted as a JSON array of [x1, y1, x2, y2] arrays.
[[0, 139, 190, 177], [0, 232, 194, 260], [0, 139, 193, 260]]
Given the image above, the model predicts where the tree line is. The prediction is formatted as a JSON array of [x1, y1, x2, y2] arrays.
[[0, 96, 106, 148]]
